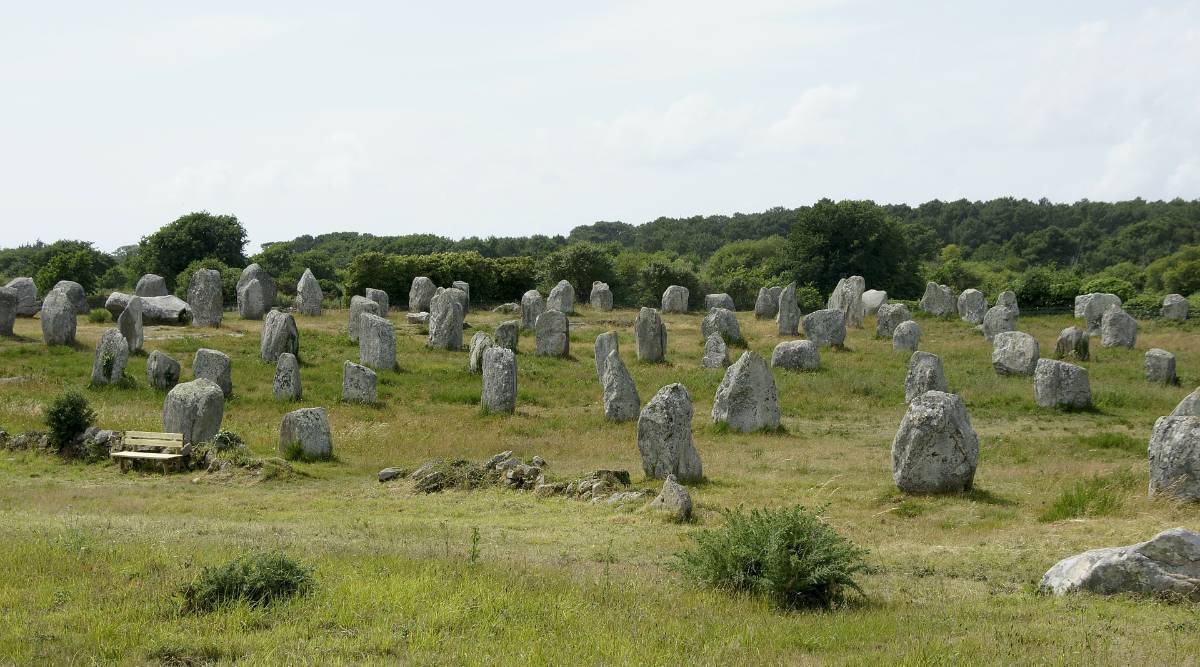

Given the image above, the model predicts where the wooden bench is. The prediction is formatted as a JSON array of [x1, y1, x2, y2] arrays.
[[110, 431, 188, 474]]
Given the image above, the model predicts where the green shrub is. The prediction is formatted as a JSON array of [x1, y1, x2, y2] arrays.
[[87, 309, 111, 323], [177, 551, 313, 613], [672, 504, 869, 610], [43, 391, 96, 448], [1080, 276, 1135, 301], [1122, 293, 1163, 319]]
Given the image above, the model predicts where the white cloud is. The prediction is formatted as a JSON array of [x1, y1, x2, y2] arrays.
[[130, 15, 291, 70], [762, 84, 860, 150], [596, 94, 753, 165]]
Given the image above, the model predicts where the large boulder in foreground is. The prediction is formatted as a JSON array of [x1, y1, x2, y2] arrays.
[[711, 351, 780, 432], [992, 331, 1040, 376], [803, 309, 846, 348], [1171, 388, 1200, 417], [638, 383, 703, 482], [1041, 528, 1200, 599], [1034, 359, 1091, 409], [1148, 416, 1200, 501], [40, 289, 76, 346], [279, 407, 333, 460], [634, 307, 667, 362], [891, 391, 979, 494], [163, 378, 224, 444]]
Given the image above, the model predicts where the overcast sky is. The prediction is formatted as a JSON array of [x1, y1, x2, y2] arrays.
[[2, 1, 1197, 252]]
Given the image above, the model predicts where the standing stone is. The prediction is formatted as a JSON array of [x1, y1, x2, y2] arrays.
[[637, 383, 703, 481], [826, 276, 865, 328], [601, 349, 640, 421], [520, 290, 545, 330], [905, 351, 947, 403], [193, 348, 232, 397], [238, 278, 267, 320], [996, 290, 1019, 315], [661, 285, 689, 314], [862, 289, 888, 315], [40, 289, 76, 346], [992, 331, 1040, 376], [1078, 293, 1121, 335], [162, 378, 224, 444], [1101, 306, 1137, 348], [771, 340, 820, 371], [295, 269, 323, 315], [957, 289, 987, 325], [365, 288, 390, 316], [4, 277, 40, 316], [1034, 359, 1091, 409], [1040, 528, 1200, 598], [443, 287, 469, 319], [469, 332, 496, 374], [1055, 326, 1089, 361], [428, 290, 464, 350], [701, 333, 729, 369], [634, 307, 667, 362], [777, 282, 801, 336], [359, 313, 397, 370], [495, 320, 520, 353], [705, 293, 735, 311], [348, 296, 380, 343], [408, 276, 436, 313], [1172, 389, 1200, 416], [452, 281, 470, 312], [90, 329, 129, 386], [146, 350, 181, 390], [712, 352, 780, 433], [982, 305, 1018, 342], [893, 320, 921, 352], [273, 352, 302, 401], [135, 274, 168, 297], [187, 269, 223, 327], [1162, 294, 1189, 321], [701, 308, 741, 342], [278, 407, 333, 460], [117, 295, 144, 353], [918, 282, 955, 317], [237, 264, 276, 313], [754, 286, 781, 320], [481, 347, 517, 414], [0, 287, 17, 335], [1145, 349, 1178, 385], [260, 310, 300, 363], [547, 280, 575, 314], [891, 391, 979, 494], [803, 309, 846, 348], [648, 474, 693, 522], [594, 331, 619, 380], [1148, 416, 1200, 501], [590, 282, 613, 311], [534, 310, 570, 357], [875, 303, 911, 338], [53, 280, 89, 315], [342, 361, 377, 403]]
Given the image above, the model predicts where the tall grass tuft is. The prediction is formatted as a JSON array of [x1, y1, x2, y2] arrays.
[[1038, 471, 1138, 522], [177, 551, 314, 613]]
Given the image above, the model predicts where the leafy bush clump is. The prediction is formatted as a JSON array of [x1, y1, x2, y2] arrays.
[[1080, 276, 1136, 302], [43, 391, 96, 448], [87, 309, 111, 323], [672, 504, 869, 610], [178, 551, 313, 613]]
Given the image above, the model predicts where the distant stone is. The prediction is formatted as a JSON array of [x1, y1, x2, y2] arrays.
[[90, 328, 128, 386], [237, 264, 276, 313], [803, 308, 846, 348], [1055, 326, 1089, 361], [139, 295, 192, 325], [1171, 388, 1200, 417], [53, 280, 89, 314], [1034, 359, 1091, 409], [648, 474, 693, 521], [992, 331, 1040, 376], [278, 407, 333, 460], [146, 350, 180, 390], [862, 289, 887, 315], [534, 309, 569, 357], [1077, 293, 1121, 335], [162, 378, 224, 444], [712, 351, 780, 432], [452, 281, 470, 312], [705, 293, 735, 311], [918, 282, 955, 317], [295, 268, 323, 315], [1100, 306, 1137, 348], [1149, 416, 1200, 501], [637, 383, 703, 481], [661, 285, 689, 313], [893, 320, 921, 352], [701, 333, 729, 369], [365, 288, 389, 316], [826, 275, 865, 328], [4, 277, 40, 316], [891, 391, 979, 494], [495, 320, 519, 353], [342, 361, 377, 404], [1162, 294, 1189, 321], [777, 282, 801, 335], [237, 278, 267, 320], [493, 302, 518, 314], [468, 332, 495, 374], [117, 295, 144, 353], [378, 467, 405, 483], [260, 310, 299, 363], [995, 290, 1019, 315], [589, 282, 613, 311], [1041, 528, 1200, 599], [754, 286, 781, 320], [428, 289, 464, 350], [771, 340, 820, 372], [520, 290, 545, 329], [634, 307, 667, 362], [957, 289, 987, 325], [359, 313, 397, 370], [982, 305, 1018, 342], [0, 287, 17, 335], [547, 280, 575, 314], [187, 269, 222, 327], [594, 331, 619, 380], [408, 276, 436, 313], [135, 274, 168, 297], [40, 289, 76, 346], [1145, 349, 1178, 385], [193, 348, 232, 397], [347, 296, 380, 343], [105, 291, 133, 317], [905, 351, 947, 403], [481, 347, 517, 414], [601, 349, 640, 421], [700, 307, 741, 342], [875, 303, 911, 338], [273, 352, 302, 401], [406, 312, 429, 325]]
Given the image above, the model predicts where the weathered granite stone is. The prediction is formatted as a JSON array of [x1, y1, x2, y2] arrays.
[[295, 268, 323, 315], [162, 378, 224, 444], [1101, 306, 1137, 348], [365, 288, 389, 316], [957, 289, 987, 325], [701, 307, 741, 342], [1077, 293, 1121, 335], [996, 290, 1018, 315], [408, 276, 436, 313], [661, 285, 689, 314], [893, 320, 921, 352], [427, 290, 464, 350], [826, 275, 865, 328], [359, 313, 397, 370], [771, 340, 820, 372], [875, 303, 911, 338], [237, 264, 276, 313], [4, 277, 40, 316], [634, 307, 667, 362], [406, 312, 429, 325], [1149, 416, 1200, 501], [712, 352, 780, 432], [637, 383, 703, 481], [273, 352, 302, 401], [348, 296, 380, 343], [777, 282, 801, 336], [469, 332, 495, 374], [992, 331, 1040, 376], [192, 348, 232, 397], [187, 269, 223, 327], [594, 331, 619, 380], [601, 349, 640, 421], [520, 290, 545, 329], [891, 391, 979, 494], [146, 350, 180, 390], [53, 280, 89, 315], [481, 347, 517, 414], [1162, 294, 1189, 321], [495, 320, 519, 353], [90, 328, 128, 385], [547, 280, 575, 314], [1034, 359, 1091, 409], [919, 282, 955, 317], [904, 351, 947, 403], [862, 289, 887, 315], [1055, 326, 1089, 361], [342, 361, 377, 403], [1171, 388, 1200, 417], [260, 310, 299, 363], [982, 305, 1018, 342], [803, 308, 846, 348], [648, 474, 693, 521], [705, 293, 735, 311], [589, 282, 613, 311], [701, 333, 729, 369], [452, 281, 470, 312], [0, 287, 16, 335], [237, 278, 267, 320], [40, 289, 76, 346], [534, 309, 569, 357], [117, 295, 143, 353], [1041, 528, 1200, 598], [279, 407, 332, 460], [754, 286, 781, 320], [105, 291, 133, 317], [135, 274, 168, 297], [1145, 348, 1178, 385]]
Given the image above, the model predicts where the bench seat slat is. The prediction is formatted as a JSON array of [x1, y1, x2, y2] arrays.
[[110, 452, 184, 461]]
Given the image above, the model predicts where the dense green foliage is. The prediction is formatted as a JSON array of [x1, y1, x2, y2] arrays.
[[787, 200, 923, 296], [42, 391, 96, 448], [177, 551, 314, 613], [171, 258, 243, 305], [138, 212, 248, 288]]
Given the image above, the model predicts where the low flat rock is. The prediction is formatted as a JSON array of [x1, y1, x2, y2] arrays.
[[1041, 528, 1200, 599], [802, 308, 846, 347], [771, 340, 820, 372], [139, 295, 192, 325]]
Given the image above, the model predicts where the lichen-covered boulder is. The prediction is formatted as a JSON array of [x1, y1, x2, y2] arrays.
[[992, 331, 1040, 376], [365, 288, 389, 316], [701, 333, 729, 368], [1041, 528, 1200, 599], [1034, 359, 1091, 409], [135, 274, 168, 297], [279, 407, 332, 460], [1162, 294, 1189, 321], [1077, 293, 1121, 335], [273, 352, 302, 401], [1101, 306, 1137, 348], [634, 307, 667, 362], [862, 289, 887, 315], [712, 352, 780, 432], [594, 331, 619, 380], [237, 278, 267, 320], [904, 351, 947, 403], [187, 269, 223, 327], [1145, 349, 1177, 385], [1055, 326, 1089, 361], [138, 295, 191, 325], [648, 474, 693, 522], [589, 282, 613, 311], [359, 313, 396, 370], [1148, 416, 1200, 501], [700, 307, 740, 342], [237, 264, 276, 314], [826, 275, 865, 328], [468, 332, 495, 374], [891, 391, 978, 494], [892, 320, 921, 352], [105, 291, 133, 317], [427, 290, 464, 350], [520, 290, 545, 329], [40, 289, 76, 346], [661, 285, 689, 314], [260, 310, 299, 363], [452, 281, 470, 312], [637, 384, 703, 481], [771, 340, 820, 372], [146, 350, 180, 390], [0, 287, 17, 335], [754, 286, 781, 320], [875, 303, 911, 338], [547, 280, 575, 314], [1171, 388, 1200, 417], [117, 296, 144, 353], [408, 276, 436, 313], [192, 348, 232, 397], [342, 361, 377, 404], [163, 378, 224, 444], [981, 305, 1017, 342], [803, 308, 846, 347], [704, 293, 735, 311], [919, 282, 955, 317], [495, 320, 519, 353], [957, 289, 987, 325], [534, 309, 569, 357], [601, 349, 640, 421], [776, 282, 800, 336], [295, 269, 323, 315], [90, 328, 128, 386], [348, 296, 380, 343], [53, 280, 89, 315], [4, 277, 40, 316], [481, 347, 517, 414], [996, 290, 1019, 315]]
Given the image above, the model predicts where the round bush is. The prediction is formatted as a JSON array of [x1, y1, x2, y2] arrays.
[[43, 391, 96, 448]]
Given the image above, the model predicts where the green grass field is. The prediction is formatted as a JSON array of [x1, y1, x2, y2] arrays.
[[1, 305, 1198, 665]]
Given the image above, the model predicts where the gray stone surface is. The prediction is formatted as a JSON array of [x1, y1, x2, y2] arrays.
[[892, 320, 921, 352], [661, 285, 689, 314], [409, 276, 436, 313], [754, 286, 781, 320], [135, 274, 168, 297], [701, 333, 729, 369], [53, 280, 89, 314], [992, 331, 1040, 376], [534, 309, 569, 357], [957, 289, 987, 325], [1077, 293, 1121, 334], [1055, 326, 1089, 361], [237, 278, 267, 320], [637, 383, 703, 481], [1101, 305, 1137, 348], [427, 289, 464, 350], [40, 288, 76, 346], [919, 282, 955, 317], [1149, 416, 1200, 501], [648, 474, 693, 521], [452, 281, 470, 312], [547, 280, 575, 314], [90, 328, 129, 386], [996, 290, 1019, 315], [1171, 388, 1200, 417], [711, 351, 780, 432], [117, 295, 144, 353], [601, 349, 640, 421], [634, 307, 667, 362], [139, 295, 191, 325], [4, 277, 40, 316], [771, 340, 820, 372], [904, 351, 947, 403], [589, 282, 613, 311], [279, 407, 332, 460], [260, 310, 299, 363], [776, 282, 800, 335], [1145, 348, 1177, 385], [469, 332, 495, 374], [406, 312, 429, 325], [365, 288, 389, 316], [875, 303, 911, 338], [146, 350, 180, 390], [1041, 528, 1200, 598], [1034, 359, 1091, 409], [105, 291, 132, 317], [520, 290, 545, 329], [237, 263, 276, 313], [700, 307, 741, 342], [826, 275, 865, 328], [705, 293, 735, 311], [295, 268, 323, 315], [187, 269, 223, 327], [348, 295, 379, 343], [891, 391, 979, 494], [162, 378, 224, 444], [342, 361, 377, 403], [1162, 294, 1189, 321], [481, 347, 517, 414], [594, 331, 619, 380], [192, 348, 232, 397], [359, 313, 396, 370], [495, 320, 519, 353], [0, 287, 16, 335], [862, 289, 887, 315], [803, 308, 846, 347], [273, 352, 302, 401], [982, 305, 1018, 342]]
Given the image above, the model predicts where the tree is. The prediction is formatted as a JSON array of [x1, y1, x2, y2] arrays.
[[139, 212, 248, 288], [785, 200, 921, 297], [538, 242, 616, 298]]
